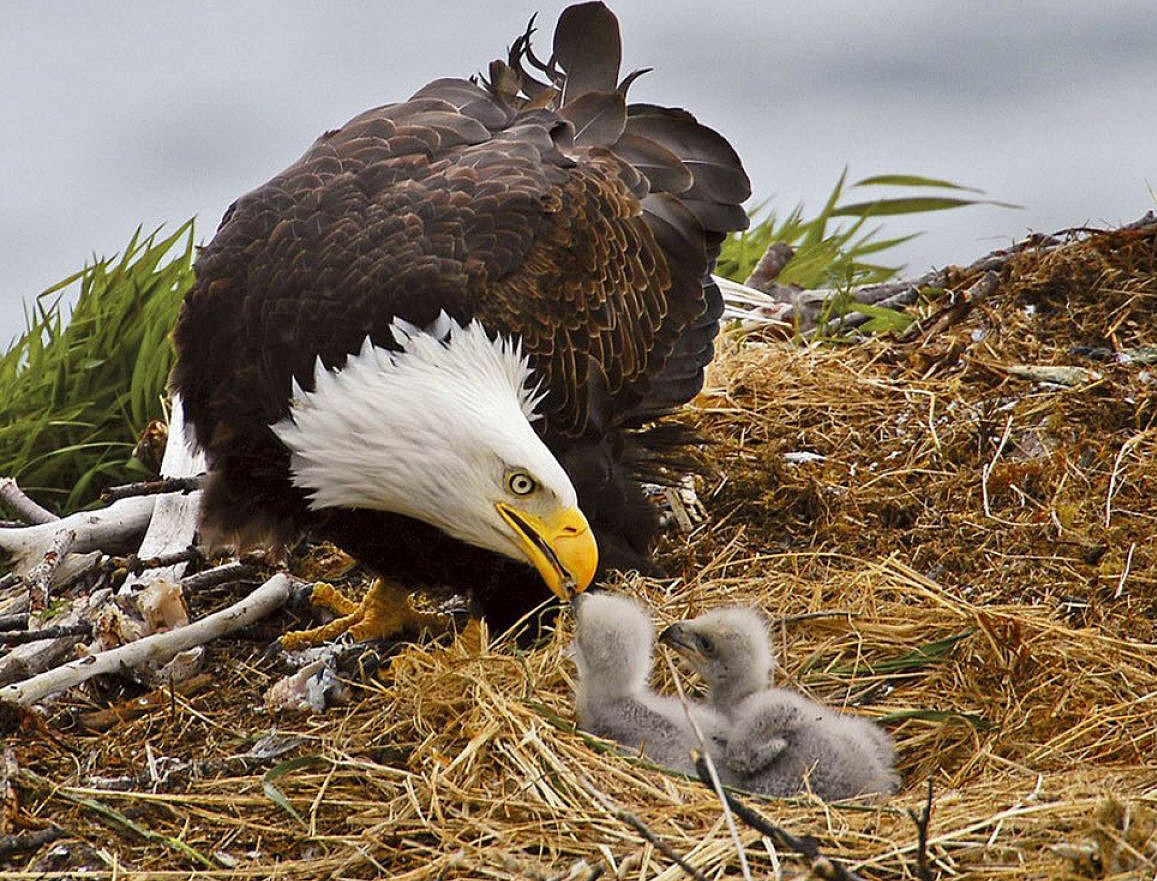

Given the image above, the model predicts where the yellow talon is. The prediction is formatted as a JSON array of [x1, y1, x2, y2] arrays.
[[281, 579, 449, 650]]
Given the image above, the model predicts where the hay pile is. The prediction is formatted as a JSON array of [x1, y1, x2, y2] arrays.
[[5, 220, 1157, 879]]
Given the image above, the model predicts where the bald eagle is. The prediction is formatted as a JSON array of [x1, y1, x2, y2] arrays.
[[172, 2, 750, 633]]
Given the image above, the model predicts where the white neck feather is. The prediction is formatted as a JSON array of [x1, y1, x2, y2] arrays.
[[271, 314, 574, 552]]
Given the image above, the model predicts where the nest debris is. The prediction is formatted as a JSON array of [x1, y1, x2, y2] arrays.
[[3, 218, 1157, 879]]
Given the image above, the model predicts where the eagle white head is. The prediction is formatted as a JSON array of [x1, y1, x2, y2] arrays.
[[271, 313, 598, 599]]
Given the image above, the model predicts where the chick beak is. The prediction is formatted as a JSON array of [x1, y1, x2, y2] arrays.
[[658, 623, 703, 661], [496, 503, 598, 600]]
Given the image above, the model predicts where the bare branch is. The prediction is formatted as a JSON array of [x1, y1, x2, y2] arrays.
[[0, 622, 92, 647], [0, 477, 58, 525], [24, 528, 76, 611], [179, 561, 258, 594], [0, 496, 156, 573], [101, 475, 204, 503], [0, 573, 294, 706], [0, 612, 29, 632], [107, 546, 204, 580], [907, 779, 936, 881], [0, 589, 110, 687]]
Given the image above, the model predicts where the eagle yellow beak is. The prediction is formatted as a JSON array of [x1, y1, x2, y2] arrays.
[[496, 503, 598, 600]]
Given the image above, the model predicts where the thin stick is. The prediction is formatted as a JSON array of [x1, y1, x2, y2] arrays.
[[0, 622, 91, 647], [179, 561, 258, 593], [777, 609, 852, 625], [981, 415, 1013, 518], [0, 825, 68, 858], [907, 779, 935, 881], [0, 477, 58, 525], [101, 475, 204, 503], [0, 573, 294, 706], [109, 546, 203, 578], [1113, 542, 1136, 600], [572, 771, 710, 881], [1105, 431, 1150, 528], [692, 754, 866, 881], [24, 528, 76, 610]]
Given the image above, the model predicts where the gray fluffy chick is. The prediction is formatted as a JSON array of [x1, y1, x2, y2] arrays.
[[660, 607, 899, 799], [571, 593, 725, 775]]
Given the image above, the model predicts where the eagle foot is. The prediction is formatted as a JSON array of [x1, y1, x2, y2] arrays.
[[281, 579, 449, 650]]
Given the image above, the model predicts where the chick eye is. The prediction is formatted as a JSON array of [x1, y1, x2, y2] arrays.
[[698, 634, 717, 657], [506, 471, 538, 496]]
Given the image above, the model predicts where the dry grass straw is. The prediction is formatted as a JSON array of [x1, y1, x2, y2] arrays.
[[6, 221, 1157, 879]]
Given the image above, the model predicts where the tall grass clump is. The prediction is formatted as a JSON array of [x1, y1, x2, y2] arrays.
[[717, 170, 1004, 288], [0, 223, 194, 514]]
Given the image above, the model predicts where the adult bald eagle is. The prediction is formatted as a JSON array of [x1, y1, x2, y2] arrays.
[[172, 2, 749, 634]]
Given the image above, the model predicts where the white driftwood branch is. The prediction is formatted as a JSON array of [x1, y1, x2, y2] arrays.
[[0, 478, 58, 525], [0, 573, 293, 706], [122, 393, 206, 590], [0, 496, 156, 573]]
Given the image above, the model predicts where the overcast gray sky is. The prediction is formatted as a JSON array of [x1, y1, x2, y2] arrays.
[[3, 1, 1155, 346]]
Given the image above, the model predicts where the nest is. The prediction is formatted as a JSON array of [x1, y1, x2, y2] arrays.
[[4, 220, 1157, 879]]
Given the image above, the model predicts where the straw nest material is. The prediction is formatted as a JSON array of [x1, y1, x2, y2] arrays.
[[4, 219, 1157, 879]]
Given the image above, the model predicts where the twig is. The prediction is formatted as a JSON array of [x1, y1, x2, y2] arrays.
[[897, 271, 998, 343], [0, 824, 68, 858], [1114, 542, 1136, 600], [692, 754, 866, 881], [107, 546, 203, 578], [0, 572, 19, 592], [777, 609, 853, 626], [24, 528, 76, 610], [907, 779, 936, 881], [1105, 430, 1151, 528], [101, 475, 204, 503], [0, 622, 92, 647], [0, 589, 110, 686], [981, 415, 1014, 518], [179, 561, 258, 593], [572, 771, 710, 881], [0, 477, 58, 525], [0, 573, 294, 706]]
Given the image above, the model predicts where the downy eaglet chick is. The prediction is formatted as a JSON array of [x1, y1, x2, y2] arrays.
[[660, 606, 899, 799], [571, 593, 726, 775]]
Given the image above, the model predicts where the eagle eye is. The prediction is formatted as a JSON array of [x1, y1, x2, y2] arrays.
[[506, 470, 538, 497]]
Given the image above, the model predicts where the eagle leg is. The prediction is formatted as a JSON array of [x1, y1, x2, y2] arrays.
[[281, 579, 448, 649]]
